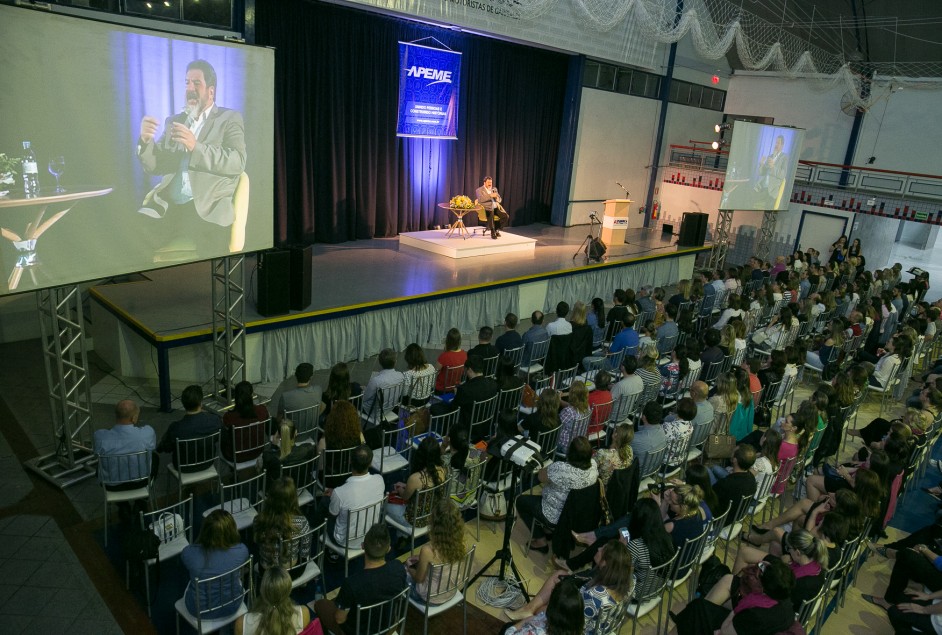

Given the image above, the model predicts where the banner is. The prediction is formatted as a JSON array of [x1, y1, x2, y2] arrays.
[[397, 42, 461, 139]]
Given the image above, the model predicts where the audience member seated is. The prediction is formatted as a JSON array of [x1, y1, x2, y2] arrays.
[[611, 355, 643, 403], [546, 301, 573, 337], [568, 301, 595, 366], [501, 575, 584, 635], [157, 384, 222, 470], [521, 388, 561, 439], [588, 297, 607, 344], [505, 541, 633, 635], [709, 373, 738, 420], [323, 444, 384, 547], [701, 328, 724, 368], [516, 437, 598, 554], [746, 488, 866, 554], [557, 381, 591, 453], [321, 362, 362, 423], [496, 355, 526, 397], [594, 422, 633, 487], [468, 325, 499, 363], [94, 399, 158, 521], [521, 311, 550, 367], [713, 444, 758, 525], [406, 499, 467, 604], [259, 418, 318, 482], [361, 348, 405, 445], [632, 401, 667, 468], [658, 344, 690, 398], [441, 425, 485, 502], [729, 368, 757, 441], [496, 313, 523, 356], [273, 363, 323, 420], [435, 328, 467, 393], [222, 380, 269, 463], [402, 343, 436, 407], [672, 547, 804, 635], [586, 371, 613, 440], [253, 476, 311, 575], [635, 343, 662, 396], [448, 355, 499, 440], [655, 482, 712, 549], [312, 524, 408, 635], [235, 566, 311, 635], [714, 294, 743, 329], [317, 400, 365, 487], [386, 436, 448, 540], [609, 313, 639, 359], [690, 380, 714, 432], [181, 509, 250, 620]]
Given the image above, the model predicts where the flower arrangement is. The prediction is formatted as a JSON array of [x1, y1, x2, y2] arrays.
[[0, 153, 20, 195], [448, 194, 474, 210]]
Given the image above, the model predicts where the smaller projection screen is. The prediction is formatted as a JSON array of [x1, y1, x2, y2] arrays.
[[396, 42, 461, 139], [720, 122, 805, 212], [0, 5, 274, 296]]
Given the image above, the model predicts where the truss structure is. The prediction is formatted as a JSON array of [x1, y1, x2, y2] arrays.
[[211, 256, 246, 407], [708, 208, 734, 271]]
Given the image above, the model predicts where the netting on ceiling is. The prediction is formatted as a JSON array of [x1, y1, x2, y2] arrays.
[[507, 0, 942, 110]]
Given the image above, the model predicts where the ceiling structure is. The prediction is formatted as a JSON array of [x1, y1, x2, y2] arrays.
[[726, 0, 942, 77]]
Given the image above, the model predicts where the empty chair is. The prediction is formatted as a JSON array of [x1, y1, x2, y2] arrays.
[[553, 364, 579, 391], [371, 412, 416, 475], [167, 430, 221, 501], [447, 458, 486, 541], [467, 393, 499, 443], [202, 471, 267, 531], [428, 407, 460, 438]]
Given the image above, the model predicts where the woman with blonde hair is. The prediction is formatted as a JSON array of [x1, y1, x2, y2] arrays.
[[557, 381, 590, 453], [521, 388, 560, 437], [235, 566, 311, 635], [259, 418, 317, 482], [708, 373, 739, 420], [594, 423, 633, 487], [406, 498, 467, 604]]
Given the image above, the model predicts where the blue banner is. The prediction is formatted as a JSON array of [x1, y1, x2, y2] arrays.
[[397, 42, 461, 140]]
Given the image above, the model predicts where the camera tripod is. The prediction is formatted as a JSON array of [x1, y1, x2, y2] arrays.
[[573, 212, 605, 264]]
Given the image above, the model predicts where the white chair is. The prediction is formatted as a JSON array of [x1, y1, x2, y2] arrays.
[[167, 430, 221, 501], [98, 450, 153, 546], [481, 354, 500, 378], [467, 394, 498, 442], [609, 392, 639, 425], [220, 418, 269, 478], [520, 338, 550, 382], [284, 403, 321, 445], [448, 459, 486, 540], [324, 498, 385, 577], [664, 524, 711, 625], [385, 478, 452, 554], [428, 407, 460, 438], [719, 496, 754, 564], [625, 550, 677, 635], [354, 586, 410, 635], [406, 372, 436, 406], [174, 556, 253, 634], [281, 454, 319, 508], [502, 345, 525, 372], [202, 471, 266, 531], [362, 381, 406, 429], [318, 445, 356, 493], [637, 444, 668, 491], [372, 413, 416, 475], [407, 545, 476, 635], [133, 496, 193, 617], [586, 398, 614, 447], [552, 364, 579, 391]]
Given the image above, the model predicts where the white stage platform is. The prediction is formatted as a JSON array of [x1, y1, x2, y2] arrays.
[[398, 228, 537, 259]]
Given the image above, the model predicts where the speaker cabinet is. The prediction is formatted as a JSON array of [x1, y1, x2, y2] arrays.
[[679, 212, 708, 247], [256, 248, 291, 317], [288, 245, 313, 311]]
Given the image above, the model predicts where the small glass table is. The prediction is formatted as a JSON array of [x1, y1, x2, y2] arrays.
[[437, 202, 483, 240], [0, 187, 112, 290]]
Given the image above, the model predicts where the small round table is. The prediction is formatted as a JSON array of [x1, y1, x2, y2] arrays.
[[437, 203, 483, 240], [0, 187, 113, 290]]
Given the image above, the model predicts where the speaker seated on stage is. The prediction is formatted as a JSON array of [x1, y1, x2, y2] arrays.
[[474, 176, 509, 239]]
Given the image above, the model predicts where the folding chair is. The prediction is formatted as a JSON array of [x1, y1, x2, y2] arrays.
[[502, 345, 525, 373], [174, 556, 253, 634], [440, 364, 466, 394], [700, 359, 725, 385], [553, 364, 579, 391], [664, 524, 711, 624], [284, 403, 321, 445], [282, 454, 319, 508], [279, 520, 326, 591], [637, 444, 668, 491], [449, 458, 486, 540], [385, 478, 452, 554], [586, 398, 614, 447], [520, 338, 550, 382], [556, 409, 592, 459], [354, 586, 410, 635], [428, 407, 460, 438], [625, 551, 678, 635], [407, 545, 476, 635], [481, 354, 500, 378], [371, 412, 415, 475], [220, 418, 269, 478], [134, 496, 193, 616], [318, 445, 356, 492], [609, 392, 640, 425], [468, 394, 498, 443], [718, 496, 753, 564]]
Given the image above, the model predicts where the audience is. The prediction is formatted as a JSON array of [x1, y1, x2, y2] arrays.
[[181, 509, 249, 620]]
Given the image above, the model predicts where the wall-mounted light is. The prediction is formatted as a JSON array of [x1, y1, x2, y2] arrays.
[[711, 140, 728, 150], [714, 122, 731, 133]]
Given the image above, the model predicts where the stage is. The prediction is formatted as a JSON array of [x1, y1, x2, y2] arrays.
[[88, 224, 710, 410], [398, 228, 537, 258]]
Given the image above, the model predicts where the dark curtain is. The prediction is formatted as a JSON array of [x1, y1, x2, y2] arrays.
[[255, 0, 569, 244]]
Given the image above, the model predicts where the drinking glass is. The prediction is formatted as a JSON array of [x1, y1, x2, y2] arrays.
[[48, 156, 65, 192]]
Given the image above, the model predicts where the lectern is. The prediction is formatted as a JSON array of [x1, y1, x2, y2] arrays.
[[601, 199, 639, 244]]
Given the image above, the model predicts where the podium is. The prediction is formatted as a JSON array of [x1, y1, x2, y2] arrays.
[[601, 199, 638, 244]]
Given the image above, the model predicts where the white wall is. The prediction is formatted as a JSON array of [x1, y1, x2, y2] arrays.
[[723, 74, 853, 164], [853, 85, 942, 174]]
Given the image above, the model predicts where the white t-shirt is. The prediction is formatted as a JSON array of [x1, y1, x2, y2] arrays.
[[329, 473, 386, 546]]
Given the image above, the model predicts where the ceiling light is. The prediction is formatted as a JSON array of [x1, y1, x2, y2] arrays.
[[714, 123, 731, 133]]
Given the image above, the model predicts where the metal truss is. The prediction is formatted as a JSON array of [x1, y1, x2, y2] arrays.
[[756, 210, 777, 258], [211, 256, 246, 406], [26, 285, 96, 488], [708, 208, 734, 271]]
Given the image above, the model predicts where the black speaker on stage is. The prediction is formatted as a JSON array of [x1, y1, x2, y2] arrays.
[[256, 248, 291, 317], [589, 238, 607, 261], [679, 212, 708, 247], [288, 245, 313, 311]]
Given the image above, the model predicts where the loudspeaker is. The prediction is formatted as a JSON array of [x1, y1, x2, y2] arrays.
[[256, 248, 291, 317], [589, 238, 607, 261], [678, 212, 708, 247], [288, 244, 313, 311], [662, 223, 674, 235]]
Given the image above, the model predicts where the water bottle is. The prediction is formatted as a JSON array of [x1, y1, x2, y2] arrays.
[[21, 141, 39, 197]]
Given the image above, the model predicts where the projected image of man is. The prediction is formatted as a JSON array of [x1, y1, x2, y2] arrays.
[[754, 134, 788, 209], [137, 60, 247, 255]]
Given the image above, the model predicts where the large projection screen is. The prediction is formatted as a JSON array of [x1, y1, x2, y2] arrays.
[[0, 5, 274, 296], [720, 122, 805, 212]]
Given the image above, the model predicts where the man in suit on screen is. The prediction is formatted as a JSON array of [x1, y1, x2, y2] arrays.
[[475, 176, 509, 240], [137, 59, 247, 255], [754, 134, 788, 209]]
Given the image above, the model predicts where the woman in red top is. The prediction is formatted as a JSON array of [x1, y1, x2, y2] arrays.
[[222, 381, 270, 462], [435, 328, 467, 393], [586, 370, 613, 439]]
